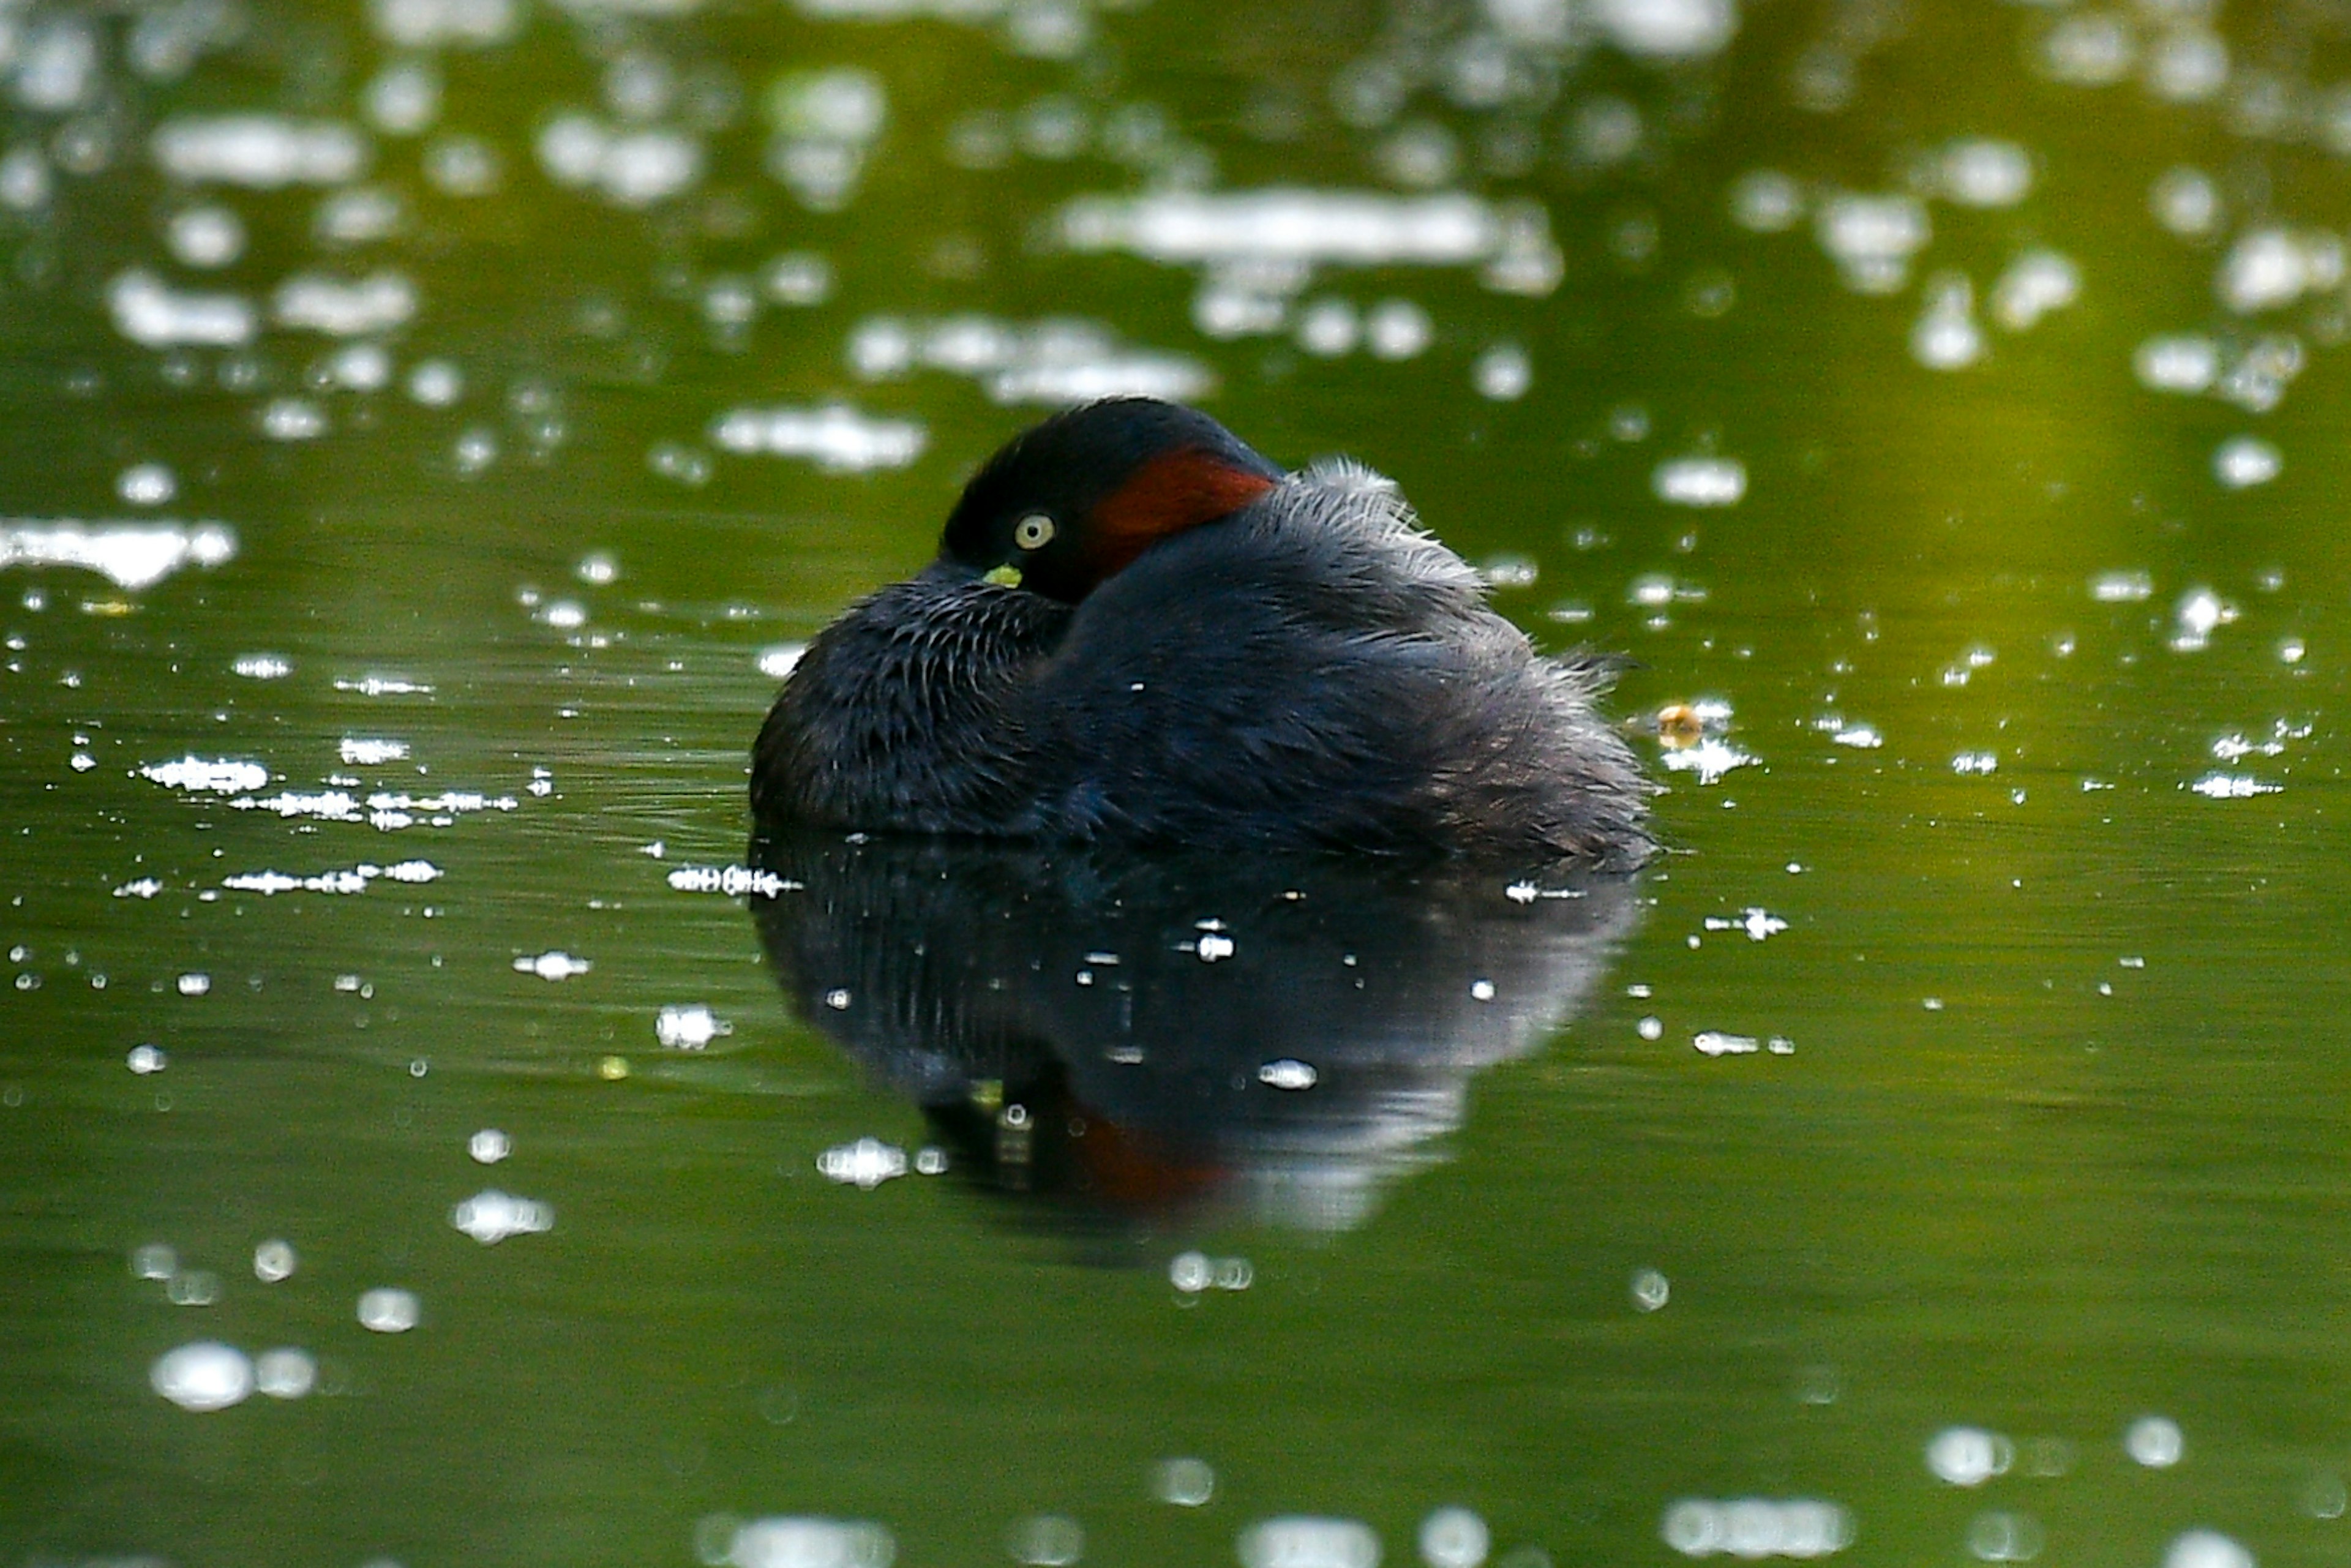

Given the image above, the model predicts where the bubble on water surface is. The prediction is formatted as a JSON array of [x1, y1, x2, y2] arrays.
[[757, 643, 806, 680], [143, 755, 268, 792], [847, 315, 1212, 406], [260, 399, 328, 440], [2135, 335, 2217, 393], [315, 186, 406, 246], [253, 1239, 297, 1281], [165, 205, 244, 269], [107, 270, 255, 347], [340, 737, 410, 765], [2149, 166, 2219, 236], [1419, 1507, 1490, 1568], [1258, 1059, 1317, 1090], [1729, 169, 1803, 231], [1155, 1457, 1215, 1506], [451, 1189, 553, 1244], [1911, 272, 1984, 369], [2037, 11, 2134, 85], [369, 0, 522, 47], [2126, 1415, 2185, 1466], [538, 115, 704, 208], [408, 359, 463, 405], [424, 133, 503, 195], [656, 1003, 731, 1049], [516, 951, 591, 980], [2213, 436, 2279, 488], [1990, 251, 2079, 331], [1662, 1499, 1851, 1559], [116, 463, 178, 507], [468, 1128, 511, 1163], [710, 404, 925, 472], [151, 116, 370, 187], [357, 1287, 420, 1332], [151, 1341, 253, 1411], [1240, 1518, 1380, 1568], [1062, 189, 1535, 272], [714, 1517, 896, 1568], [1654, 457, 1747, 507], [1927, 1426, 2014, 1486], [2164, 1532, 2252, 1568], [1662, 738, 1754, 784], [253, 1347, 317, 1398], [1589, 0, 1738, 56], [1966, 1512, 2042, 1562], [127, 1043, 168, 1074], [2218, 228, 2341, 315], [1932, 138, 2033, 207], [819, 1138, 906, 1188], [223, 859, 441, 895], [1007, 1515, 1083, 1566], [1815, 194, 1929, 293], [364, 59, 443, 135], [1473, 342, 1531, 400], [274, 271, 416, 335]]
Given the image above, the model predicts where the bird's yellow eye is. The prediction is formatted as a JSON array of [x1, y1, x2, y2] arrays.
[[1013, 514, 1056, 550]]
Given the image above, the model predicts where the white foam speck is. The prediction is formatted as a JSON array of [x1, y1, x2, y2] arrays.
[[2214, 436, 2280, 489], [272, 271, 417, 335], [449, 1188, 553, 1244], [847, 315, 1213, 406], [151, 1341, 254, 1411], [1990, 250, 2079, 332], [1237, 1518, 1381, 1568], [253, 1347, 317, 1398], [367, 0, 522, 47], [144, 756, 269, 793], [260, 399, 329, 441], [2135, 334, 2218, 393], [356, 1286, 419, 1332], [2218, 227, 2341, 315], [1928, 1426, 2014, 1486], [1815, 193, 1929, 293], [717, 1517, 898, 1568], [667, 864, 795, 896], [1654, 457, 1747, 507], [514, 951, 591, 980], [223, 859, 440, 895], [1660, 1498, 1853, 1558], [1590, 0, 1738, 57], [655, 1003, 732, 1049], [1662, 738, 1754, 784], [2126, 1415, 2185, 1467], [758, 642, 808, 680], [1, 520, 236, 590], [339, 737, 410, 765], [1910, 272, 1984, 370], [152, 115, 370, 187], [1061, 187, 1529, 269], [107, 270, 255, 347], [1257, 1059, 1317, 1090], [536, 114, 703, 207], [709, 404, 926, 473], [2164, 1532, 2252, 1568], [1935, 138, 2032, 207], [817, 1137, 907, 1188], [2191, 773, 2279, 799]]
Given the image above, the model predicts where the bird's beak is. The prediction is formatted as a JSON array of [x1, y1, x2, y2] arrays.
[[981, 563, 1024, 589]]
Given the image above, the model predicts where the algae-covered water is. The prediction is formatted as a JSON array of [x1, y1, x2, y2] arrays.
[[5, 0, 2351, 1562]]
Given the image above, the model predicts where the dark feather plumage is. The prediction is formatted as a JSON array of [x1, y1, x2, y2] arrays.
[[752, 401, 1655, 869]]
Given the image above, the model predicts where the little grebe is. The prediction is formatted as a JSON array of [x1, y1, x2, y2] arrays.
[[752, 398, 1654, 868]]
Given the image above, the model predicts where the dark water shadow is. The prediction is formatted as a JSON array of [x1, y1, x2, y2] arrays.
[[748, 828, 1641, 1240]]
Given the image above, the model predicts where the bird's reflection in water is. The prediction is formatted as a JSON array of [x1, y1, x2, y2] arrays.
[[748, 829, 1640, 1237]]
